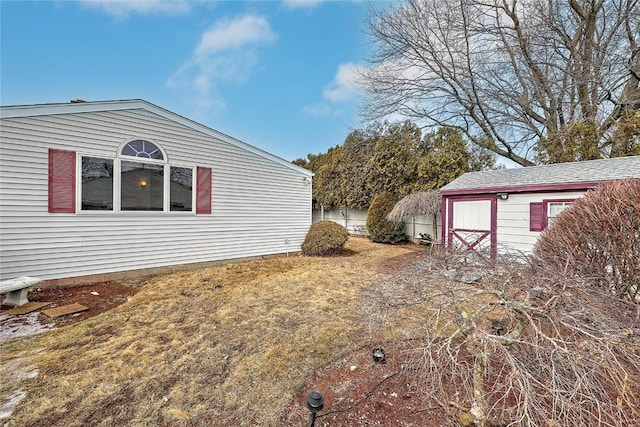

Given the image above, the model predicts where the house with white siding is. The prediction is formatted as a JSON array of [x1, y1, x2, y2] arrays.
[[0, 99, 313, 282], [439, 156, 640, 258]]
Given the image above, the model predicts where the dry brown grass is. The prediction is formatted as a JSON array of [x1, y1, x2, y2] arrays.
[[0, 238, 416, 427]]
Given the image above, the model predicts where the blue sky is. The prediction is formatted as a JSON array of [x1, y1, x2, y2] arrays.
[[1, 0, 387, 161]]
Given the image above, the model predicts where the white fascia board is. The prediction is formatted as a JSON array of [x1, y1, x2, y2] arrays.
[[0, 99, 146, 118]]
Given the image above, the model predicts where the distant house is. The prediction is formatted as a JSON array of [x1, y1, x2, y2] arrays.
[[0, 99, 313, 282], [440, 156, 640, 257]]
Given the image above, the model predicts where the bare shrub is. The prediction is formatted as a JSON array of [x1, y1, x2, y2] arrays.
[[364, 249, 640, 426], [534, 178, 640, 302]]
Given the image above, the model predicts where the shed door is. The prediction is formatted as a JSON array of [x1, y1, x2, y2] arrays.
[[447, 197, 497, 258]]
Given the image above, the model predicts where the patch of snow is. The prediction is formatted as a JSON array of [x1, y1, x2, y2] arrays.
[[0, 390, 27, 419], [0, 355, 41, 421], [0, 312, 55, 343]]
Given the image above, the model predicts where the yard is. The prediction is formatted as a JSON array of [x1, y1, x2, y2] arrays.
[[2, 237, 639, 426], [1, 238, 431, 426]]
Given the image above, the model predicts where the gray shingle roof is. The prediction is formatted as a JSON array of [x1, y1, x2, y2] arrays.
[[440, 156, 640, 194]]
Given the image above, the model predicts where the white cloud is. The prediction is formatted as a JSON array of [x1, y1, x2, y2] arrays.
[[194, 15, 277, 58], [168, 14, 277, 113], [79, 0, 190, 17], [322, 62, 365, 102], [282, 0, 327, 10], [301, 62, 364, 118]]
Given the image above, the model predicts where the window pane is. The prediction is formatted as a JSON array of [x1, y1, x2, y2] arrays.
[[121, 161, 164, 211], [170, 167, 193, 211], [548, 202, 571, 218], [82, 157, 113, 210], [547, 201, 572, 226], [121, 140, 164, 160]]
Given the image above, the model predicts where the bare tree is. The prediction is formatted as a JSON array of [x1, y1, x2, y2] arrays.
[[361, 0, 640, 166], [364, 250, 640, 426]]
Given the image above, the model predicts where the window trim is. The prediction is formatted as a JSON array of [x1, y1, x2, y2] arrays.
[[79, 155, 114, 212], [169, 165, 196, 213], [544, 199, 574, 227]]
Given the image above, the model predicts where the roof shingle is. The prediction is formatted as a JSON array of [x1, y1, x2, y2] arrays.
[[440, 156, 640, 194]]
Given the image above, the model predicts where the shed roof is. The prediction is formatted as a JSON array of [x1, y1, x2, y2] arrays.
[[440, 156, 640, 195], [0, 99, 313, 177]]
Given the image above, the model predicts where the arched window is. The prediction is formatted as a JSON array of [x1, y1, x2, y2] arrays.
[[76, 138, 208, 213], [118, 139, 167, 211], [120, 139, 165, 160]]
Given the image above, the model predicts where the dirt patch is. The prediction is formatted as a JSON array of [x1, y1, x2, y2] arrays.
[[280, 341, 453, 427], [1, 280, 144, 342], [279, 246, 456, 427]]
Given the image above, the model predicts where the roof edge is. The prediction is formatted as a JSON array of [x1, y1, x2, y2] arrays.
[[1, 99, 313, 177], [440, 181, 602, 196]]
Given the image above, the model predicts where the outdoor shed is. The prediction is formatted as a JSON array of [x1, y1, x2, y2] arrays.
[[440, 156, 640, 257], [0, 99, 313, 282]]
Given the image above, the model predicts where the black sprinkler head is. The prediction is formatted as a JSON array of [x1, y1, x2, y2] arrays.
[[306, 390, 324, 414]]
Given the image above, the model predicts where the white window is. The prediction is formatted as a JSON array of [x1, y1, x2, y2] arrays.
[[120, 160, 165, 211], [169, 166, 193, 211], [81, 157, 114, 211], [79, 139, 195, 213], [547, 201, 573, 225]]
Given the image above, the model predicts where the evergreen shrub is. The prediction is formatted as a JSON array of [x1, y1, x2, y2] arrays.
[[366, 192, 408, 244], [301, 220, 349, 256]]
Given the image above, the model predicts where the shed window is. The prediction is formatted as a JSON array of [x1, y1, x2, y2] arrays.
[[529, 199, 575, 232], [547, 201, 572, 226]]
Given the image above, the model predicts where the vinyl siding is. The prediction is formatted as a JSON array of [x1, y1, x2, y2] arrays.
[[0, 108, 312, 280], [495, 191, 586, 255]]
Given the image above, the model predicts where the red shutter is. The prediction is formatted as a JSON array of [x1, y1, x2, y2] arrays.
[[529, 202, 545, 232], [48, 149, 76, 213], [196, 166, 212, 214]]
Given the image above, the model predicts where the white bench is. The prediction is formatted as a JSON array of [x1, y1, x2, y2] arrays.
[[0, 276, 42, 307]]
